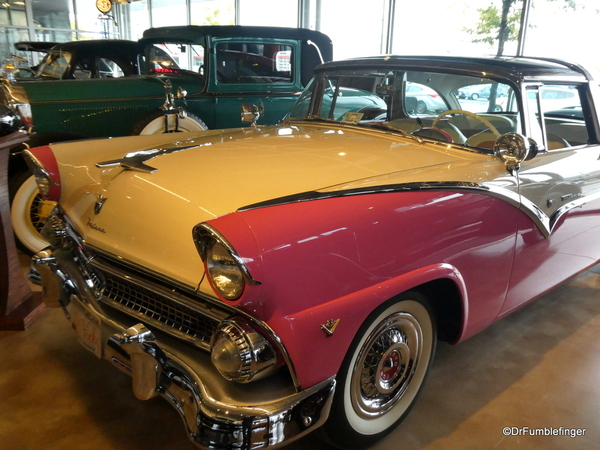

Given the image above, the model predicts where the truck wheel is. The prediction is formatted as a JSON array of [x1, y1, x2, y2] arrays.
[[131, 109, 208, 135], [10, 173, 54, 254]]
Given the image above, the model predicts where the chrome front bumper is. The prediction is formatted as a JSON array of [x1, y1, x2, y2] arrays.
[[32, 249, 335, 450]]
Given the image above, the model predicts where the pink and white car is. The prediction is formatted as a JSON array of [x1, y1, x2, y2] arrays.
[[26, 55, 600, 449]]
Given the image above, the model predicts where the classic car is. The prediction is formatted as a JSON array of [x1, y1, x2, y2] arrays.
[[25, 55, 600, 450], [5, 25, 332, 254]]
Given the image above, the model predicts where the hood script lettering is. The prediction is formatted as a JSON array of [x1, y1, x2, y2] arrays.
[[87, 217, 106, 233]]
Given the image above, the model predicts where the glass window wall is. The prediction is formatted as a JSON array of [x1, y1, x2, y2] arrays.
[[238, 0, 298, 27], [525, 0, 600, 73], [1, 1, 600, 80], [190, 0, 235, 25], [151, 0, 188, 27]]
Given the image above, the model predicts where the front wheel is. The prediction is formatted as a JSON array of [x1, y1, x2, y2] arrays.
[[131, 109, 208, 135], [322, 292, 436, 449], [10, 174, 55, 254]]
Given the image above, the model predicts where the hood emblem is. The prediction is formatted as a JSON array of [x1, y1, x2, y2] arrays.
[[321, 319, 340, 337], [94, 195, 107, 215]]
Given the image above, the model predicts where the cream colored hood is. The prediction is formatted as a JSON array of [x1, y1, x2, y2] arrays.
[[52, 124, 495, 288]]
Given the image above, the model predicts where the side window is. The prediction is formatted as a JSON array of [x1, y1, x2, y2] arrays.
[[38, 50, 71, 79], [216, 42, 294, 84], [540, 85, 588, 149], [98, 58, 125, 78], [73, 57, 92, 79]]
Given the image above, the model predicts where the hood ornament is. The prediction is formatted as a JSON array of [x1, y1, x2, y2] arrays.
[[96, 144, 200, 174]]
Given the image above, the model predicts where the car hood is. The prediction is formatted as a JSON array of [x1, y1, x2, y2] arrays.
[[52, 123, 503, 288]]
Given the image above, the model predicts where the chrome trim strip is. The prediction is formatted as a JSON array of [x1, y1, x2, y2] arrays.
[[238, 180, 598, 240], [30, 95, 164, 106]]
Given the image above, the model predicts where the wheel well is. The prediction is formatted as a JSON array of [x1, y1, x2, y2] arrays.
[[414, 278, 463, 343]]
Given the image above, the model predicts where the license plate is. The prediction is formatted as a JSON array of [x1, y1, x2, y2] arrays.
[[71, 301, 102, 358]]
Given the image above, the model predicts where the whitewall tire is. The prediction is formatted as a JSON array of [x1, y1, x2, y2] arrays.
[[10, 175, 54, 254], [132, 109, 208, 135], [322, 292, 436, 449]]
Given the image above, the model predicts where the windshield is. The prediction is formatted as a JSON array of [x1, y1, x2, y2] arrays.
[[286, 68, 519, 150], [36, 49, 72, 79]]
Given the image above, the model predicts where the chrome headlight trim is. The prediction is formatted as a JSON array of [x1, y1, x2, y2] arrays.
[[23, 148, 61, 199], [193, 223, 261, 301], [211, 319, 280, 383]]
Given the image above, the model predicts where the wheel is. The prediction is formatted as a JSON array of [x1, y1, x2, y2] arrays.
[[470, 93, 479, 100], [131, 109, 208, 135], [322, 292, 436, 449], [416, 100, 427, 114], [10, 173, 55, 254]]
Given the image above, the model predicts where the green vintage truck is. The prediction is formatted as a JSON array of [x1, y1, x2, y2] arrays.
[[2, 25, 332, 253]]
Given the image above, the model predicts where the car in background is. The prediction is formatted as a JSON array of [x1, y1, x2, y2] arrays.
[[27, 55, 600, 449], [528, 86, 580, 112], [456, 83, 508, 100], [406, 82, 447, 113], [4, 26, 332, 254]]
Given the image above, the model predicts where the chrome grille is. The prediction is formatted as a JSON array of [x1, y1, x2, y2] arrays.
[[51, 210, 229, 351], [100, 270, 220, 346]]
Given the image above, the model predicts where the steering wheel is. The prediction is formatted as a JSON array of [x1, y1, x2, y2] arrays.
[[432, 109, 501, 138]]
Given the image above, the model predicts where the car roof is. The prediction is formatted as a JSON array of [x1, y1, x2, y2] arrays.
[[48, 39, 142, 53], [14, 41, 59, 52], [316, 55, 593, 83], [142, 25, 330, 42]]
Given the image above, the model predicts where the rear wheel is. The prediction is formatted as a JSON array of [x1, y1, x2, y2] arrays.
[[322, 292, 436, 449], [131, 109, 208, 135]]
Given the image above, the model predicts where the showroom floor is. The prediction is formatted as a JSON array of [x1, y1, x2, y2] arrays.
[[1, 259, 599, 450]]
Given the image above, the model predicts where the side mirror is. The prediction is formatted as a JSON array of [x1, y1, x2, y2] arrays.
[[0, 104, 23, 137], [241, 102, 265, 127], [494, 133, 538, 171]]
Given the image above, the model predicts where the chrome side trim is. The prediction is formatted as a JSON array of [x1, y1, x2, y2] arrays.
[[238, 180, 598, 239]]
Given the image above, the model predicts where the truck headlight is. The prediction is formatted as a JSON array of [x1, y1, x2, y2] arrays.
[[211, 320, 278, 382]]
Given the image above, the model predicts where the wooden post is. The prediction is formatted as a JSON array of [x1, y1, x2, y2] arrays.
[[0, 130, 45, 330]]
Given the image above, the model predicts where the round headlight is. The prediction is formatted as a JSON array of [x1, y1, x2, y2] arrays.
[[206, 239, 245, 300], [211, 321, 278, 383]]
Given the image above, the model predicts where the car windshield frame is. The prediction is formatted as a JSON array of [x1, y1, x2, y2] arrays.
[[286, 66, 521, 152]]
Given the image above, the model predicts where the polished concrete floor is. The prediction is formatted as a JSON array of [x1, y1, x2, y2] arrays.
[[1, 262, 599, 450]]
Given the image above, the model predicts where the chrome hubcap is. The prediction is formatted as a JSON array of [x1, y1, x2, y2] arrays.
[[351, 312, 422, 418]]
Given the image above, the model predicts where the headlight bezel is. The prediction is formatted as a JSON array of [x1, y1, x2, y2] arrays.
[[193, 223, 260, 301], [23, 147, 61, 201]]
